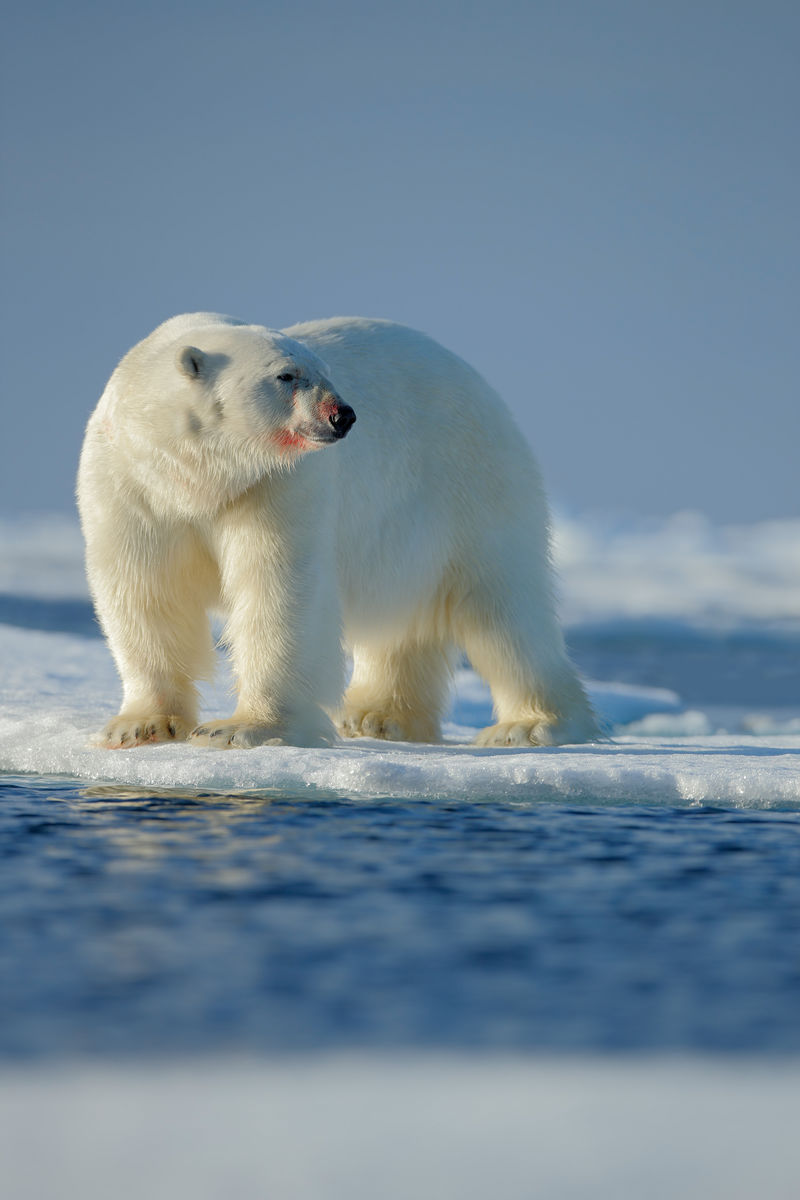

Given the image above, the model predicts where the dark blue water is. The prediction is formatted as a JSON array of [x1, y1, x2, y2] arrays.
[[3, 773, 799, 1058]]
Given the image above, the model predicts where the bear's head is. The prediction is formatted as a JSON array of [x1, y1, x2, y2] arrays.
[[170, 323, 355, 463]]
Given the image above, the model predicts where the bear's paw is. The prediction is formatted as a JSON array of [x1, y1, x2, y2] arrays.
[[474, 720, 566, 748], [189, 721, 285, 749], [338, 707, 440, 744], [99, 714, 193, 749]]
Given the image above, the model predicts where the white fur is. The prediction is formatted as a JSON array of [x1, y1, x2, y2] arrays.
[[77, 313, 599, 749]]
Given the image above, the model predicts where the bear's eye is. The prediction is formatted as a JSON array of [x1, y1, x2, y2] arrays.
[[277, 372, 295, 383]]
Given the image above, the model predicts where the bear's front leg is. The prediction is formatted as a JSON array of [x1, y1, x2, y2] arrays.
[[85, 520, 219, 749], [190, 487, 343, 749], [78, 417, 222, 748]]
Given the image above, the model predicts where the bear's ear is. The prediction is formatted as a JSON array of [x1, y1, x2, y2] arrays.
[[176, 345, 207, 380]]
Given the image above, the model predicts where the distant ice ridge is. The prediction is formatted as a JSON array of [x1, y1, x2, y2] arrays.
[[554, 508, 800, 631], [1, 626, 798, 806], [0, 512, 87, 598], [3, 509, 800, 630]]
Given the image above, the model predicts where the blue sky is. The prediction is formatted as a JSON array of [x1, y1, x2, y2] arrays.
[[2, 0, 798, 520]]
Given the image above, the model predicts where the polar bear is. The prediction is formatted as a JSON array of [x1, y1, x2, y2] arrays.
[[77, 313, 598, 750]]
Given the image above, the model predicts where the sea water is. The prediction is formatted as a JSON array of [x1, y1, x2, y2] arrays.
[[3, 772, 800, 1059]]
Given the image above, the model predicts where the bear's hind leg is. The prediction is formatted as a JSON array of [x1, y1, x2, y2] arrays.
[[454, 577, 599, 748], [337, 640, 456, 743]]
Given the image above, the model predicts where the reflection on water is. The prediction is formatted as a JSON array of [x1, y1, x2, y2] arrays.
[[2, 774, 800, 1058]]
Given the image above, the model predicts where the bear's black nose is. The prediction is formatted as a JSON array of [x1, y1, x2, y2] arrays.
[[329, 404, 356, 438]]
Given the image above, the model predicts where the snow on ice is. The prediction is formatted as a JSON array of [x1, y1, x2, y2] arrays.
[[1, 512, 799, 805]]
